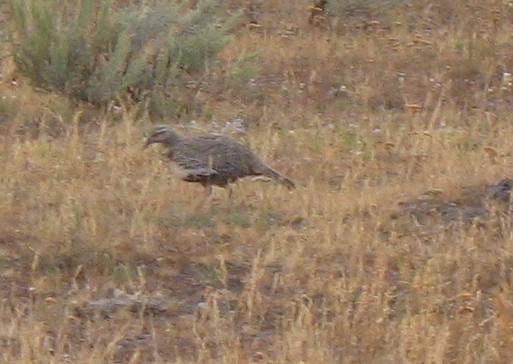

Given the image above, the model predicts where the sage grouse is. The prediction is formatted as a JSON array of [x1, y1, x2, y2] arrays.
[[144, 125, 295, 193]]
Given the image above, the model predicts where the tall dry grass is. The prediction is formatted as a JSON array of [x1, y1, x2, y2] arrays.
[[1, 0, 513, 363]]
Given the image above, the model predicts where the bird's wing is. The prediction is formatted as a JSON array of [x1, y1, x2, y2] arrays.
[[193, 135, 258, 174], [172, 134, 259, 178], [173, 154, 218, 173], [171, 151, 218, 182]]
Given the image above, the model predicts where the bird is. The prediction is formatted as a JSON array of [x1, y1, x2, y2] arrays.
[[144, 125, 295, 196]]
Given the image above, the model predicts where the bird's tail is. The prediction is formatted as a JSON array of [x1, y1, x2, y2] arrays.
[[262, 167, 296, 190]]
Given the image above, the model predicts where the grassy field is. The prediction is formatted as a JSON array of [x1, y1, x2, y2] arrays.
[[2, 0, 513, 362]]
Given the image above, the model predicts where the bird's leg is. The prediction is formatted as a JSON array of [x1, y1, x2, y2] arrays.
[[205, 185, 213, 197], [194, 184, 213, 211], [204, 185, 215, 208], [224, 185, 234, 211]]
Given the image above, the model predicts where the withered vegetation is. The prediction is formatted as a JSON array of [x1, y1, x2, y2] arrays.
[[1, 0, 513, 363]]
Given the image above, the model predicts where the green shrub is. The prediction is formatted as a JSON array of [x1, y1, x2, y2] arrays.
[[8, 0, 239, 114]]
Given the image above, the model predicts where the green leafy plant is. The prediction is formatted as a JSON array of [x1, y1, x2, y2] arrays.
[[9, 0, 239, 114]]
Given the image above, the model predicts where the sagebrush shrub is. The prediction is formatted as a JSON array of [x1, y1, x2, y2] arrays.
[[9, 0, 239, 115]]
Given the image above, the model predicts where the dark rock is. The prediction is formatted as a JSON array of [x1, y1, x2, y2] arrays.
[[486, 178, 513, 202]]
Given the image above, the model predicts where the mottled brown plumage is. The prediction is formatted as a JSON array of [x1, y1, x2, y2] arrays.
[[144, 125, 295, 192]]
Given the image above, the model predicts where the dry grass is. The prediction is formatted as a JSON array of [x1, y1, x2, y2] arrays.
[[1, 0, 513, 363]]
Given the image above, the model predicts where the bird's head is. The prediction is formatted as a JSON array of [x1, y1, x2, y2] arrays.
[[144, 125, 180, 148]]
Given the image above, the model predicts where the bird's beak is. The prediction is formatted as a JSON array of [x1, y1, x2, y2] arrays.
[[143, 139, 151, 149]]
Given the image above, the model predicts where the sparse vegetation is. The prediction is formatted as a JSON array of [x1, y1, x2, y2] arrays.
[[1, 0, 513, 363], [326, 0, 407, 20]]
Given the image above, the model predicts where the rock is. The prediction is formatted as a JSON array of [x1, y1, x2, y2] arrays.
[[486, 178, 513, 202], [86, 289, 171, 316], [384, 178, 513, 238]]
